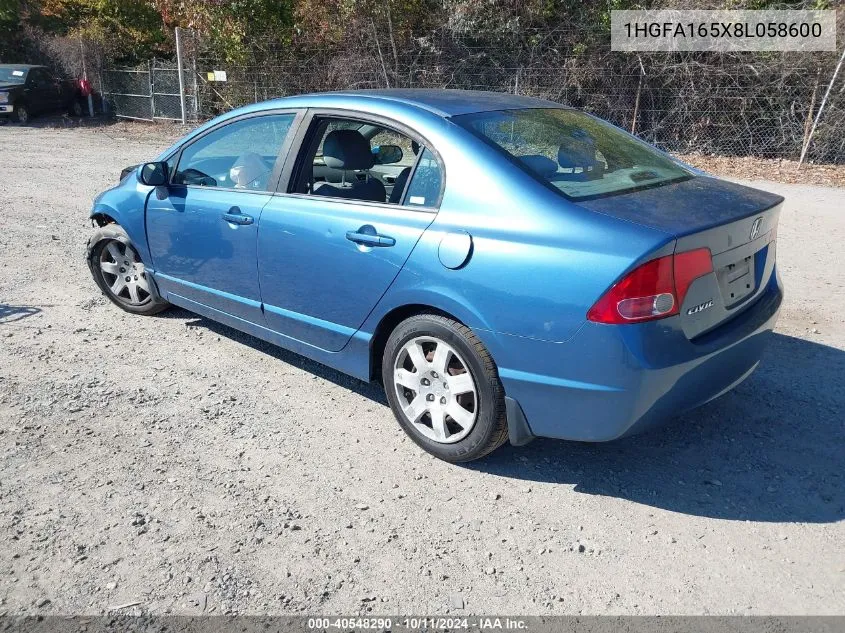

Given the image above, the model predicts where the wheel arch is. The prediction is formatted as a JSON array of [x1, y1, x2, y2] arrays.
[[369, 304, 463, 382], [91, 211, 118, 227]]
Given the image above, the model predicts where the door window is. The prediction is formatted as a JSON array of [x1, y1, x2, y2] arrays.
[[173, 114, 296, 191], [404, 148, 443, 208], [294, 116, 440, 207], [28, 68, 49, 86], [369, 129, 417, 168]]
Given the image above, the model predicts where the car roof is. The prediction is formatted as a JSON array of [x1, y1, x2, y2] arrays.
[[0, 64, 43, 70], [161, 89, 572, 158], [268, 89, 567, 118]]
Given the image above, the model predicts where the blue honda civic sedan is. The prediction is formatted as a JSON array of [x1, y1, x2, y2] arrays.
[[86, 89, 783, 462]]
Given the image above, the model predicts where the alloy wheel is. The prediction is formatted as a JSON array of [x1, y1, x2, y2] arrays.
[[393, 336, 478, 443], [99, 240, 152, 306]]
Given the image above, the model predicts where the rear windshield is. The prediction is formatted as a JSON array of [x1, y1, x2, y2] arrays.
[[454, 108, 690, 200], [0, 68, 28, 84]]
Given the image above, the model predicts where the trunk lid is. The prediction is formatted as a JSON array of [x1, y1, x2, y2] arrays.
[[578, 176, 783, 339]]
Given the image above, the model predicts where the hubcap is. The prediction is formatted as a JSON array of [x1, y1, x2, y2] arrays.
[[18, 107, 28, 123], [394, 336, 478, 444], [99, 240, 151, 305]]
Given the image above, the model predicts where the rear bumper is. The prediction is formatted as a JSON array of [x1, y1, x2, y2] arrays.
[[494, 269, 783, 442]]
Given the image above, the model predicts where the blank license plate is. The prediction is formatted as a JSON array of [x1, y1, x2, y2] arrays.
[[717, 255, 756, 308]]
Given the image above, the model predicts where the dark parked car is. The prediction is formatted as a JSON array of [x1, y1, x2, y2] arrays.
[[0, 64, 85, 123]]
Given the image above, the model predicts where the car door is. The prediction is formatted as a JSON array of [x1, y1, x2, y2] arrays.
[[38, 68, 62, 110], [145, 111, 301, 324], [25, 69, 52, 113], [257, 113, 444, 352]]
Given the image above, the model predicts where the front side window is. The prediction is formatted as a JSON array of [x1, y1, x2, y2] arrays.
[[27, 69, 47, 86], [455, 108, 690, 200], [369, 128, 417, 168], [173, 113, 296, 190]]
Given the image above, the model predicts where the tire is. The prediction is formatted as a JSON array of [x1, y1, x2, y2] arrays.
[[382, 314, 508, 462], [86, 223, 170, 316], [69, 99, 84, 117], [12, 103, 29, 124]]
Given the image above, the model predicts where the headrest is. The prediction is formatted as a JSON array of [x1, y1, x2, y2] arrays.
[[518, 154, 558, 178], [323, 129, 374, 170], [558, 139, 597, 169]]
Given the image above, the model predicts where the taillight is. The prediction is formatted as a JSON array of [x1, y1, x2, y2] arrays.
[[587, 248, 713, 324]]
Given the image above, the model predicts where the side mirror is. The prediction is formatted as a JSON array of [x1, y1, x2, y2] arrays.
[[372, 144, 403, 165], [140, 162, 168, 186]]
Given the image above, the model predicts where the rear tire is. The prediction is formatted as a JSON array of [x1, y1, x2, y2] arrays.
[[382, 314, 508, 462], [69, 99, 84, 117], [87, 223, 169, 316]]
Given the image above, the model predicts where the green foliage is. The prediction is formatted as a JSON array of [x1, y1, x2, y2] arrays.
[[0, 0, 21, 37], [182, 0, 294, 63], [5, 0, 840, 67], [19, 0, 168, 60]]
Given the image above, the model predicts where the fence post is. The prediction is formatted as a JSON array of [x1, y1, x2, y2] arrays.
[[799, 46, 845, 166], [175, 27, 187, 125], [631, 56, 645, 135], [370, 19, 391, 88], [79, 38, 94, 117], [149, 59, 155, 120], [190, 31, 200, 122]]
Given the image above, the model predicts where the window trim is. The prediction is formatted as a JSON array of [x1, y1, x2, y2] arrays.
[[276, 107, 445, 212], [166, 108, 306, 194]]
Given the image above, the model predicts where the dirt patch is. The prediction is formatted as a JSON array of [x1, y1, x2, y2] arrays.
[[677, 153, 845, 188]]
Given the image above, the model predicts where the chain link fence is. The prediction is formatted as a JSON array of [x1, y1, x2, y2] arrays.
[[102, 58, 197, 122], [105, 25, 845, 163]]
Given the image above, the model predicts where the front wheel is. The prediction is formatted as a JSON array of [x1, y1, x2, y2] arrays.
[[87, 224, 169, 315], [12, 103, 29, 124], [382, 314, 508, 462]]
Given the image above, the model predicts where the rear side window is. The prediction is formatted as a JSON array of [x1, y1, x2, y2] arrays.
[[455, 108, 690, 200], [293, 115, 441, 208], [404, 148, 442, 207], [28, 68, 48, 85], [173, 114, 295, 191]]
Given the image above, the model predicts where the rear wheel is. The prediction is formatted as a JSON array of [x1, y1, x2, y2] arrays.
[[12, 103, 29, 124], [382, 314, 508, 462], [87, 224, 169, 316], [69, 99, 84, 117]]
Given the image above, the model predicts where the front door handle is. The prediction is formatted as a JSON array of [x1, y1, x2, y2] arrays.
[[222, 207, 254, 226], [346, 225, 395, 248]]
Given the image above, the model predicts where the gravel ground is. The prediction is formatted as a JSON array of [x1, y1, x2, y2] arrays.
[[0, 119, 843, 617]]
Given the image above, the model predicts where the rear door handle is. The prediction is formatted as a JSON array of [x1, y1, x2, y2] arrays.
[[222, 207, 254, 226], [346, 225, 396, 248]]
